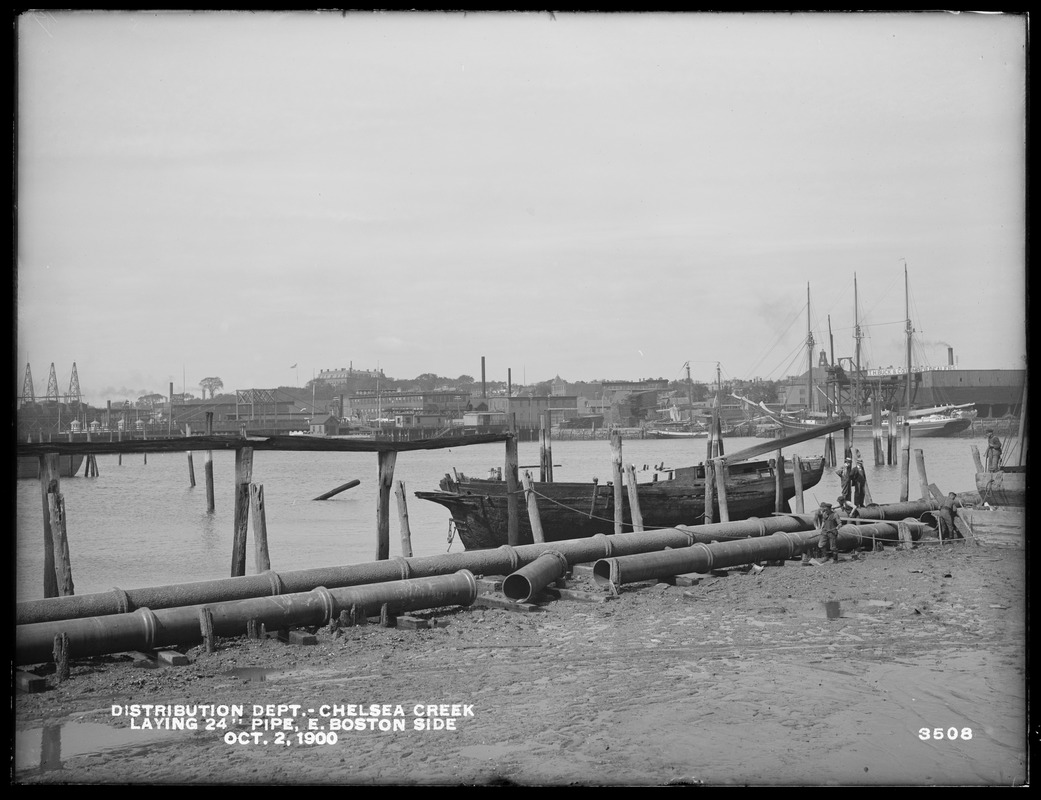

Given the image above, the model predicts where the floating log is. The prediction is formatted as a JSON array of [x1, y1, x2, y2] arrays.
[[313, 479, 361, 500]]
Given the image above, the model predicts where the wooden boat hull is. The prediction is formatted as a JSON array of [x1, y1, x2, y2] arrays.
[[17, 454, 85, 480], [957, 506, 1024, 548], [416, 457, 825, 550], [975, 468, 1025, 507]]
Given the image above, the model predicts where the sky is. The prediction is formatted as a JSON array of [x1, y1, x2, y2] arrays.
[[15, 10, 1027, 406]]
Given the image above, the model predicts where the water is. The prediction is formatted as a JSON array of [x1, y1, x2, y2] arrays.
[[15, 435, 983, 602]]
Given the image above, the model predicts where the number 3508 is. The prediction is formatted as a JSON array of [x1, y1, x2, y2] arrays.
[[919, 727, 973, 740]]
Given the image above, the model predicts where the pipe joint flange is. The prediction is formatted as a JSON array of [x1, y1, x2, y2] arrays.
[[592, 533, 613, 557], [111, 586, 132, 614], [394, 557, 412, 580], [264, 570, 286, 597], [691, 542, 714, 571], [540, 550, 569, 573], [496, 545, 520, 573], [312, 586, 336, 625], [749, 517, 767, 538], [135, 607, 160, 651]]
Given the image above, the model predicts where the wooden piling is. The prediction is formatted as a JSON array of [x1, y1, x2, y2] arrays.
[[186, 425, 196, 488], [545, 410, 554, 482], [704, 459, 716, 525], [522, 471, 546, 543], [47, 489, 75, 597], [395, 480, 414, 557], [249, 483, 271, 573], [624, 464, 644, 532], [200, 607, 216, 653], [970, 444, 985, 473], [53, 633, 70, 683], [505, 421, 520, 547], [205, 412, 215, 512], [39, 454, 60, 599], [610, 430, 624, 535], [713, 458, 730, 522], [376, 450, 397, 561], [914, 449, 929, 501], [539, 415, 548, 482], [792, 454, 805, 513], [230, 447, 254, 577], [887, 413, 898, 465], [773, 449, 785, 513], [899, 422, 911, 502], [872, 402, 884, 466]]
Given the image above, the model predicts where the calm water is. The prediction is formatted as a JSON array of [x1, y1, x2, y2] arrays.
[[15, 434, 985, 602]]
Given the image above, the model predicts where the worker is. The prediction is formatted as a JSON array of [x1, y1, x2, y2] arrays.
[[985, 429, 1003, 472], [836, 494, 855, 517], [802, 501, 829, 565], [937, 491, 964, 541], [817, 501, 842, 563], [850, 456, 867, 507], [837, 457, 854, 502]]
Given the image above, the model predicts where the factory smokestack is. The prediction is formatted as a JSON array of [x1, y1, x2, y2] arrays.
[[948, 347, 954, 366]]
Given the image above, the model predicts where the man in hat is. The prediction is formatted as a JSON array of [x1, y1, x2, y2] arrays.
[[937, 491, 964, 541], [817, 501, 841, 563], [837, 457, 854, 503], [985, 429, 1003, 472]]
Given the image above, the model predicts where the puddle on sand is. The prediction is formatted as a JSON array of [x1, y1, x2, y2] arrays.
[[223, 666, 292, 682], [14, 721, 177, 777]]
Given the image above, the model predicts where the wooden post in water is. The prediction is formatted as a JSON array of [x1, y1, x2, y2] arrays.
[[970, 444, 985, 473], [773, 449, 785, 513], [704, 459, 716, 525], [186, 424, 196, 487], [249, 483, 271, 572], [624, 464, 644, 532], [713, 458, 730, 523], [230, 447, 254, 577], [376, 450, 397, 561], [610, 430, 624, 534], [522, 471, 546, 543], [899, 422, 911, 502], [872, 401, 884, 465], [39, 453, 60, 598], [539, 415, 548, 483], [792, 454, 805, 513], [502, 416, 520, 546], [204, 412, 215, 513], [545, 410, 553, 482], [914, 449, 930, 501], [46, 488, 75, 596], [887, 413, 898, 465], [395, 480, 413, 557]]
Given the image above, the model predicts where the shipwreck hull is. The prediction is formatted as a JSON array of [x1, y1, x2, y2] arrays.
[[17, 454, 85, 480], [417, 458, 824, 550]]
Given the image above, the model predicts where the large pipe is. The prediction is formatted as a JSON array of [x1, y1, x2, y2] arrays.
[[18, 516, 818, 626], [502, 551, 568, 603], [593, 520, 933, 588], [16, 570, 479, 667]]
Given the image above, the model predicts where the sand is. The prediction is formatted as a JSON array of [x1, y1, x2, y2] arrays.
[[13, 539, 1028, 786]]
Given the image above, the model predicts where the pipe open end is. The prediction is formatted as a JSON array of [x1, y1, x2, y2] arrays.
[[502, 574, 533, 603], [592, 559, 614, 587]]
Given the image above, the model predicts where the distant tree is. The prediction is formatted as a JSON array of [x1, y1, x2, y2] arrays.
[[138, 393, 165, 407], [413, 372, 440, 391], [456, 374, 475, 385], [199, 377, 224, 399], [533, 380, 553, 397]]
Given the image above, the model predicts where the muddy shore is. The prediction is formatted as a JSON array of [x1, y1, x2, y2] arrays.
[[14, 540, 1028, 787]]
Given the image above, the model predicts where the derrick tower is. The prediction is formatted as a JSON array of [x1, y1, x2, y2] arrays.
[[45, 363, 60, 403], [19, 363, 35, 408], [68, 362, 81, 404]]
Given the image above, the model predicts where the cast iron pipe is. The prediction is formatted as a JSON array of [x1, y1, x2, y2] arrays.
[[593, 519, 933, 588], [502, 550, 569, 603], [16, 570, 478, 667], [18, 515, 818, 625]]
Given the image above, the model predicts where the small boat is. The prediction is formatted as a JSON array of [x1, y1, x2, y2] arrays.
[[17, 454, 85, 480], [645, 423, 708, 439]]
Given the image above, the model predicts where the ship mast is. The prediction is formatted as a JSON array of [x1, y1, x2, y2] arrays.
[[904, 263, 913, 411], [685, 361, 694, 426], [854, 272, 862, 417], [806, 283, 815, 414]]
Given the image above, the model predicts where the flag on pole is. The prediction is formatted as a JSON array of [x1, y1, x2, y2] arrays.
[[290, 363, 297, 369]]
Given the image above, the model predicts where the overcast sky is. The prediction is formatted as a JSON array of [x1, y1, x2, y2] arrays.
[[16, 10, 1027, 406]]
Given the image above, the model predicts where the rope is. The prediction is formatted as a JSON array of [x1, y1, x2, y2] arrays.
[[526, 485, 709, 527]]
